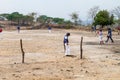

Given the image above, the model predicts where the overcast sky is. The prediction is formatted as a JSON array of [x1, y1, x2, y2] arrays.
[[0, 0, 120, 20]]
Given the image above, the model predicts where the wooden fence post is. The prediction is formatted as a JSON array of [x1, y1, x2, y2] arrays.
[[20, 39, 25, 63], [80, 37, 83, 59]]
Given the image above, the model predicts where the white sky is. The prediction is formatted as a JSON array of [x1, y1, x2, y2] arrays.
[[0, 0, 120, 20]]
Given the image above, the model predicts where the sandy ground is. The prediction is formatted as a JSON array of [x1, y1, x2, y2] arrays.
[[0, 29, 120, 80]]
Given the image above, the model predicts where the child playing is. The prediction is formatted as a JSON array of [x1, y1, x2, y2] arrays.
[[98, 29, 104, 45]]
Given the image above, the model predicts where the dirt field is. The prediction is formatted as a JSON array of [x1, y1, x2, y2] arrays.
[[0, 29, 120, 80]]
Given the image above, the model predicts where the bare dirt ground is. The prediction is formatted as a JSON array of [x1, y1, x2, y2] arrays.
[[0, 29, 120, 80]]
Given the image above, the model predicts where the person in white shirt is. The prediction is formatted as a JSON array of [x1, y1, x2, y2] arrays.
[[63, 33, 70, 56], [98, 29, 104, 45]]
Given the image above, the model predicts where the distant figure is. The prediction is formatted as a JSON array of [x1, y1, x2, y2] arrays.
[[17, 25, 20, 33], [0, 28, 2, 33], [98, 29, 104, 45], [0, 28, 3, 39], [48, 26, 52, 33], [63, 33, 70, 56], [93, 25, 96, 32], [105, 28, 114, 43], [91, 25, 96, 32]]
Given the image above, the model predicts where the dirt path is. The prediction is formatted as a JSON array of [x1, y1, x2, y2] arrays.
[[0, 29, 120, 80]]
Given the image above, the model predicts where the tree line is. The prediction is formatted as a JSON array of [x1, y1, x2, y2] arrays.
[[0, 12, 73, 29], [88, 6, 120, 28], [0, 6, 120, 29]]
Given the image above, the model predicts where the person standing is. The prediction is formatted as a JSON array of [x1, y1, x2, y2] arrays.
[[105, 28, 114, 43], [63, 33, 70, 56], [48, 26, 52, 33], [98, 29, 104, 44], [17, 25, 20, 33], [93, 25, 96, 32]]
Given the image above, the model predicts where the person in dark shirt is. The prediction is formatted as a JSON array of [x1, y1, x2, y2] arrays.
[[105, 28, 114, 43], [17, 25, 20, 33], [63, 33, 70, 56], [48, 26, 52, 33]]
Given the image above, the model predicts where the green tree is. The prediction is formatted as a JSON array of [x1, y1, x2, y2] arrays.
[[6, 12, 23, 24], [37, 15, 65, 24], [37, 15, 48, 23], [109, 14, 114, 25], [53, 17, 64, 24], [22, 15, 34, 25], [64, 20, 73, 29], [0, 13, 10, 18], [94, 10, 114, 28], [7, 12, 23, 25]]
